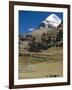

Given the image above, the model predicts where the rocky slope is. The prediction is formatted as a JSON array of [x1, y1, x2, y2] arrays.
[[19, 14, 63, 52]]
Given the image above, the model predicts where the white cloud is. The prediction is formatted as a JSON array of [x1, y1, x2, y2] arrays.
[[28, 28, 34, 31]]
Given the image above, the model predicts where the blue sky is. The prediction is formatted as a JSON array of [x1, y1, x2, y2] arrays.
[[19, 10, 63, 34]]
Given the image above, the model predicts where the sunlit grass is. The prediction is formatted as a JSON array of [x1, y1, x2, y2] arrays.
[[19, 47, 63, 79]]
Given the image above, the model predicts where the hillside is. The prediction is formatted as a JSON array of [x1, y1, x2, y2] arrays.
[[19, 22, 63, 52]]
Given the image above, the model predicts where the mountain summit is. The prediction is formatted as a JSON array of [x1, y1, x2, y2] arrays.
[[39, 14, 61, 29], [19, 14, 63, 52]]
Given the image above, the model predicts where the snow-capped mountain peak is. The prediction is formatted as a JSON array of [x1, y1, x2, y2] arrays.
[[46, 14, 61, 27], [39, 14, 61, 29]]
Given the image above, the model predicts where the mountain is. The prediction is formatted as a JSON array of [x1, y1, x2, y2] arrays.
[[39, 14, 61, 29], [19, 14, 63, 52]]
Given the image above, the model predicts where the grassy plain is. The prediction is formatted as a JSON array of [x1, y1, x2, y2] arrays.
[[19, 47, 63, 79]]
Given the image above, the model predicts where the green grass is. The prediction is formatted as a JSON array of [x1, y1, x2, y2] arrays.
[[19, 47, 63, 79]]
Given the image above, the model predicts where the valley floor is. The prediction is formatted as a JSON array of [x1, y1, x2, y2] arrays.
[[19, 47, 63, 79]]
